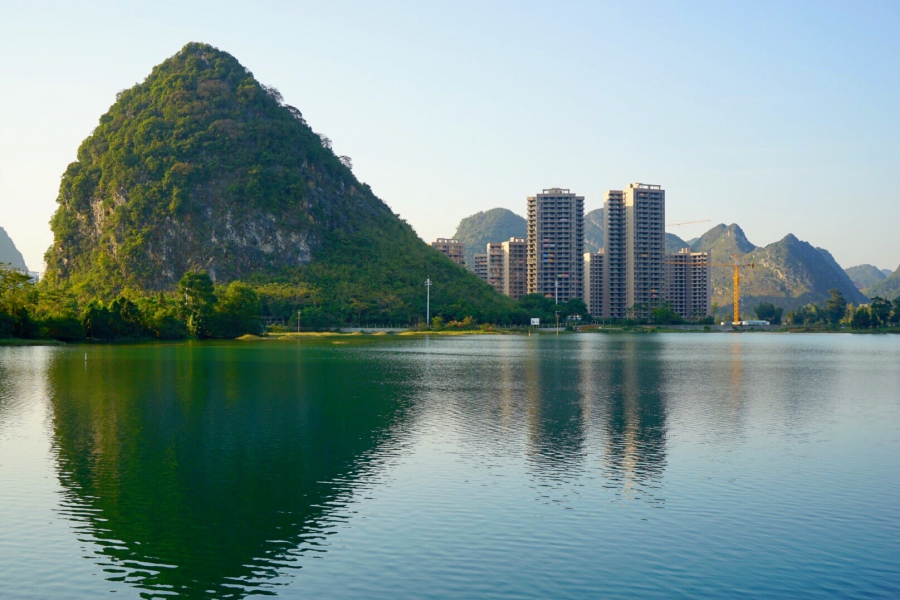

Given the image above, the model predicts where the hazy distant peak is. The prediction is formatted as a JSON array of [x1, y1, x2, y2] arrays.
[[453, 208, 526, 262], [691, 222, 755, 254], [844, 264, 888, 290], [864, 264, 900, 300], [584, 208, 605, 253], [0, 226, 28, 271]]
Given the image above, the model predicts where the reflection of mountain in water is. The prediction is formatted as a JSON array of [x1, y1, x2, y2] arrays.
[[48, 343, 413, 598]]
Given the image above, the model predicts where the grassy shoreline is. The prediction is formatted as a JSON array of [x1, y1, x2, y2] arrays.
[[4, 326, 900, 347]]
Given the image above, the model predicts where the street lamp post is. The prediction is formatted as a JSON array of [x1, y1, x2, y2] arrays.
[[297, 310, 301, 333], [555, 279, 558, 306], [555, 310, 560, 336], [425, 278, 432, 327]]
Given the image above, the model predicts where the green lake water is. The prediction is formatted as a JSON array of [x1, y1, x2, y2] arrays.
[[0, 334, 898, 598]]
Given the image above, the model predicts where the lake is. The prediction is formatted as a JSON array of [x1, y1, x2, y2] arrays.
[[1, 334, 898, 598]]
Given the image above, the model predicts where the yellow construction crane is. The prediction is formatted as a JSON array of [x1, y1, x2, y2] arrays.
[[667, 253, 755, 324], [666, 219, 711, 228]]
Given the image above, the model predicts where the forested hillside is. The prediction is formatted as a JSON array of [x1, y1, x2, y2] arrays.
[[42, 42, 513, 325]]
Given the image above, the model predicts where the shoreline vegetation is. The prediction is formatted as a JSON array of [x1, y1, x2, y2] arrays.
[[3, 264, 900, 346]]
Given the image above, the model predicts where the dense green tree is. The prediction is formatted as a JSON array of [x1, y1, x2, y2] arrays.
[[786, 303, 827, 326], [178, 271, 216, 337], [869, 296, 892, 327], [650, 303, 683, 325], [850, 306, 872, 329], [893, 298, 900, 325], [81, 297, 144, 339], [562, 298, 588, 318], [212, 282, 261, 338], [824, 289, 847, 325], [0, 265, 38, 337], [754, 302, 784, 324], [41, 317, 86, 341]]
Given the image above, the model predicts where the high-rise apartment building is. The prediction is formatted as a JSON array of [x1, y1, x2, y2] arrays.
[[431, 238, 466, 267], [486, 242, 505, 293], [502, 237, 527, 300], [665, 249, 711, 318], [602, 183, 665, 318], [527, 188, 584, 302], [603, 190, 627, 318], [473, 253, 488, 282], [583, 251, 605, 317], [625, 183, 665, 317]]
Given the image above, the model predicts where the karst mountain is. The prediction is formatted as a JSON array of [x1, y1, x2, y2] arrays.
[[43, 43, 509, 318]]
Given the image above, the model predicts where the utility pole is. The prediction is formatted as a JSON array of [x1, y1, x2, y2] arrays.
[[425, 278, 432, 327], [555, 279, 558, 306], [297, 310, 301, 333]]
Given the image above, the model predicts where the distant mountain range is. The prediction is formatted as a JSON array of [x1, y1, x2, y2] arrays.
[[863, 265, 900, 301], [690, 224, 867, 313], [452, 208, 526, 264], [844, 264, 887, 290], [460, 207, 690, 258], [0, 226, 28, 271], [665, 233, 690, 254], [452, 209, 876, 314]]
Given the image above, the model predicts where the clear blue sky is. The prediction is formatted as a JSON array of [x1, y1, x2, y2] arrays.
[[1, 0, 898, 272]]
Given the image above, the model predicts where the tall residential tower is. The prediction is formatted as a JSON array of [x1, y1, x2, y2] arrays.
[[527, 188, 584, 303], [603, 183, 665, 318], [603, 190, 627, 318]]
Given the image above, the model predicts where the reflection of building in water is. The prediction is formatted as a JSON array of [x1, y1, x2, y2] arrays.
[[524, 347, 587, 477], [600, 338, 668, 503], [46, 346, 413, 599], [0, 346, 53, 436]]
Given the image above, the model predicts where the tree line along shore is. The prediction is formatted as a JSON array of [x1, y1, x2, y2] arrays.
[[2, 266, 898, 344]]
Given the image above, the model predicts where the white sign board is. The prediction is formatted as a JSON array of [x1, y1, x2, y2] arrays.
[[530, 318, 540, 326]]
